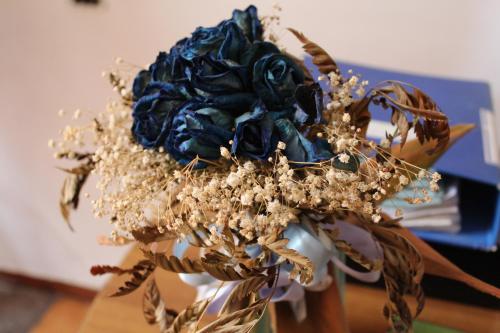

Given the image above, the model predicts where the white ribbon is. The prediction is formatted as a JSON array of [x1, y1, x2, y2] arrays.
[[172, 220, 383, 321]]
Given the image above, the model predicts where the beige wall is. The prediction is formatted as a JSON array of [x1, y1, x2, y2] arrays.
[[1, 0, 499, 289]]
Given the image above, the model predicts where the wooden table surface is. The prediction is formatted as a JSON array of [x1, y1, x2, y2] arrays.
[[79, 247, 499, 333]]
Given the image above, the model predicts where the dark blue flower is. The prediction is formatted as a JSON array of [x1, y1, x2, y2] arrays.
[[240, 41, 280, 67], [180, 20, 251, 63], [166, 101, 235, 165], [180, 26, 225, 61], [132, 50, 187, 100], [186, 55, 249, 95], [217, 21, 251, 62], [132, 70, 152, 101], [232, 5, 263, 42], [275, 118, 333, 163], [149, 48, 186, 82], [132, 83, 187, 148], [232, 102, 280, 160], [253, 53, 305, 110], [293, 83, 324, 126]]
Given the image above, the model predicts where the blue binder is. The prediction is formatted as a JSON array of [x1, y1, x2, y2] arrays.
[[305, 57, 500, 251]]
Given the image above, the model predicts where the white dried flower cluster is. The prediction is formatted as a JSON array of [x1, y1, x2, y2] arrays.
[[52, 99, 177, 234], [51, 68, 441, 242]]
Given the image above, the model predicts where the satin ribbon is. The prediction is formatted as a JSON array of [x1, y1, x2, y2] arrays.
[[172, 220, 383, 320]]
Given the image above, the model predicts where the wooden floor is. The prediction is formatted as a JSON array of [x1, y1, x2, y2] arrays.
[[32, 247, 500, 333], [30, 297, 90, 333]]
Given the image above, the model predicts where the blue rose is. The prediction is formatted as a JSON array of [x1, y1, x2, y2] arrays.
[[293, 83, 324, 126], [217, 21, 251, 63], [166, 101, 235, 165], [274, 118, 333, 163], [186, 55, 249, 95], [132, 50, 187, 100], [232, 5, 263, 42], [132, 70, 152, 101], [231, 101, 280, 160], [253, 53, 305, 110], [149, 48, 186, 83], [179, 20, 249, 62], [132, 83, 188, 148]]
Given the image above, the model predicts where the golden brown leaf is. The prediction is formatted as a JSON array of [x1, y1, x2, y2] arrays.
[[218, 275, 269, 315], [196, 299, 266, 333], [347, 97, 371, 139], [58, 160, 94, 231], [264, 238, 313, 284], [287, 28, 339, 75], [200, 257, 261, 281], [110, 260, 156, 297], [395, 227, 500, 298], [143, 278, 178, 331], [166, 299, 209, 333], [144, 252, 204, 274], [131, 226, 177, 244]]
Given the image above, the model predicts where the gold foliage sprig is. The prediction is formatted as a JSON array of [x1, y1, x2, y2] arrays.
[[349, 80, 450, 151], [197, 299, 267, 333], [104, 260, 156, 297], [144, 251, 204, 274], [287, 28, 339, 76], [367, 223, 426, 332], [58, 158, 94, 231], [166, 299, 210, 333], [218, 275, 270, 315], [143, 278, 178, 332], [264, 238, 314, 284]]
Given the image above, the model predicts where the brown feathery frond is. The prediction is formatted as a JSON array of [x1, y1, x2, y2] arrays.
[[166, 299, 209, 333], [59, 160, 94, 231], [144, 252, 204, 274], [347, 96, 371, 139], [287, 28, 339, 76], [143, 278, 178, 331], [218, 275, 269, 315], [90, 265, 134, 276], [373, 81, 449, 151], [131, 226, 177, 244], [200, 257, 262, 281], [367, 224, 425, 332], [196, 299, 267, 333], [264, 238, 314, 284], [110, 260, 156, 297]]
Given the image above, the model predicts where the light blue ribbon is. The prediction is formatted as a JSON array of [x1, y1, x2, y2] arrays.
[[171, 221, 383, 315]]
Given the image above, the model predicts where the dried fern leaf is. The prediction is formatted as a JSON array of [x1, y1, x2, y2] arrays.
[[367, 224, 426, 331], [287, 28, 339, 75], [166, 299, 209, 333], [373, 81, 449, 151], [200, 319, 260, 333], [110, 260, 156, 297], [219, 275, 269, 315], [143, 278, 177, 331], [59, 171, 89, 231], [200, 258, 260, 281], [131, 226, 177, 244], [196, 299, 266, 333], [144, 252, 204, 274], [264, 238, 314, 284], [90, 265, 134, 276], [347, 96, 371, 139], [58, 158, 94, 231]]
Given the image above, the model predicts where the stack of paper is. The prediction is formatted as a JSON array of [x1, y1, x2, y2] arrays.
[[382, 180, 461, 233]]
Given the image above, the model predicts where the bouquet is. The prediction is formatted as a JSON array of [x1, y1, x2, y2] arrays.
[[52, 5, 499, 333]]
